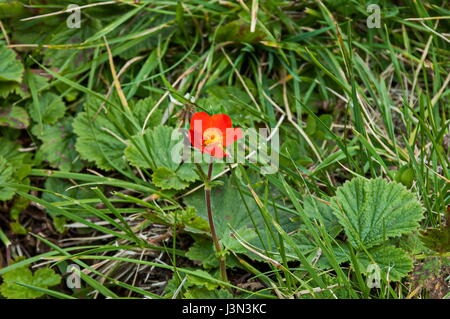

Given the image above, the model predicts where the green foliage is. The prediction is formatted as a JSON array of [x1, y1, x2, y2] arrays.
[[331, 177, 424, 249], [0, 156, 15, 200], [0, 263, 61, 299], [0, 106, 30, 129], [0, 47, 24, 98], [0, 0, 447, 300], [125, 125, 198, 190], [29, 92, 66, 125], [356, 246, 413, 282], [32, 117, 82, 171], [73, 96, 163, 171], [184, 173, 295, 260]]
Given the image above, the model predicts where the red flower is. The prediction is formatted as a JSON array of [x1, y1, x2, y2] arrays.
[[189, 112, 243, 158]]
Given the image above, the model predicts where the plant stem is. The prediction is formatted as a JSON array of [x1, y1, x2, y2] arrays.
[[205, 161, 228, 285]]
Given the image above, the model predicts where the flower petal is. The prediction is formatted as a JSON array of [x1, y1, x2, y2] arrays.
[[190, 112, 212, 133], [211, 113, 232, 135]]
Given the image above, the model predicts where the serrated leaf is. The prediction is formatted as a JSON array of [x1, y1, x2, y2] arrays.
[[73, 110, 127, 171], [32, 117, 83, 171], [331, 177, 424, 249], [125, 125, 199, 190], [0, 106, 30, 129], [356, 245, 413, 282], [0, 47, 24, 83], [0, 81, 23, 98], [125, 125, 181, 170], [73, 96, 161, 171], [0, 265, 61, 299], [152, 167, 189, 190], [186, 237, 220, 269], [29, 92, 66, 125]]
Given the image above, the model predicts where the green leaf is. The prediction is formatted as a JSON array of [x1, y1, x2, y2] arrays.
[[186, 270, 220, 290], [32, 117, 83, 171], [331, 177, 424, 249], [356, 245, 413, 282], [152, 167, 189, 190], [41, 177, 95, 217], [73, 111, 127, 171], [0, 81, 23, 98], [183, 173, 296, 259], [0, 156, 15, 201], [73, 96, 161, 171], [10, 196, 30, 220], [0, 265, 61, 299], [304, 196, 341, 237], [29, 92, 66, 125], [185, 288, 233, 299], [186, 237, 220, 268], [125, 125, 180, 170], [146, 207, 209, 234], [0, 106, 30, 129], [125, 125, 199, 190], [0, 46, 24, 83], [10, 221, 27, 235], [419, 208, 450, 254], [0, 1, 27, 19]]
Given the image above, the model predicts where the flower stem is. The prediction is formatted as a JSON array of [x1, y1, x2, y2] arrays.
[[205, 162, 228, 285]]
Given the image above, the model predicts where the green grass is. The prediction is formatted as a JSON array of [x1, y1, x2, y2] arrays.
[[0, 0, 448, 299]]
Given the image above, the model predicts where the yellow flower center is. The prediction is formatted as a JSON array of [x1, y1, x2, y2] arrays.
[[203, 128, 223, 146]]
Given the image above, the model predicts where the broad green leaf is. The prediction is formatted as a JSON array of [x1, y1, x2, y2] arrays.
[[125, 125, 181, 170], [0, 46, 24, 83], [32, 117, 83, 171], [73, 110, 127, 171], [183, 173, 296, 259], [0, 106, 30, 129], [186, 237, 220, 269], [152, 167, 190, 190], [0, 137, 31, 181], [0, 265, 61, 299], [356, 245, 413, 282], [0, 1, 27, 19], [29, 92, 66, 125], [73, 96, 161, 171], [125, 125, 199, 190], [331, 177, 424, 249]]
